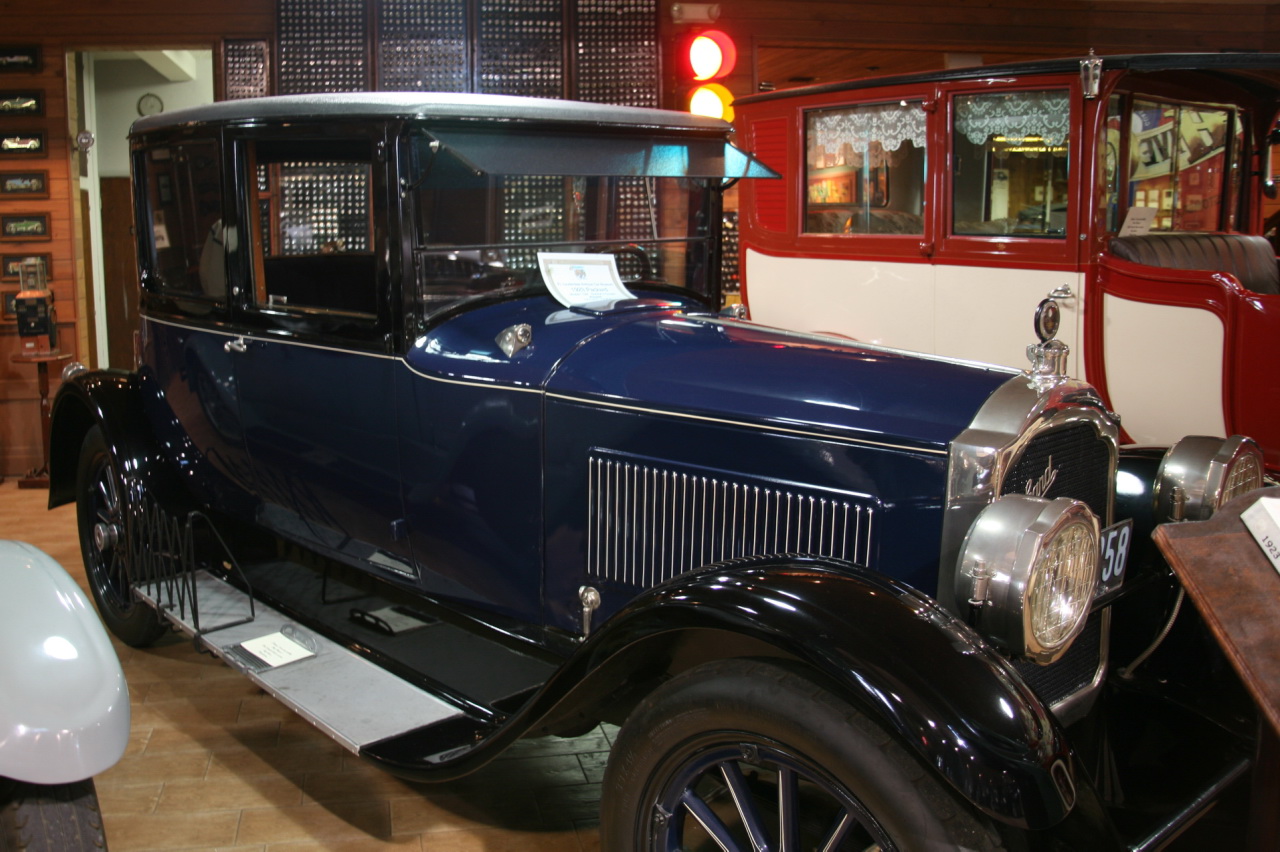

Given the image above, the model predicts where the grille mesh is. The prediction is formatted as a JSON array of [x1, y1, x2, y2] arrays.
[[1013, 613, 1103, 707], [1001, 422, 1110, 520]]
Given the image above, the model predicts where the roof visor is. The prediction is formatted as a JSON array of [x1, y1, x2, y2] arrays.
[[414, 127, 778, 180]]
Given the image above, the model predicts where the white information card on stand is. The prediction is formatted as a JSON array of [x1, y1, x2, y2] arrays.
[[538, 252, 635, 309]]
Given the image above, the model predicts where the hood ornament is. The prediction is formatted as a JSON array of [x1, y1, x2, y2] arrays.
[[1026, 297, 1069, 390]]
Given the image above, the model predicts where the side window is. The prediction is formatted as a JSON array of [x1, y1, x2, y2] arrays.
[[1128, 100, 1234, 232], [139, 140, 225, 302], [952, 90, 1071, 237], [804, 102, 927, 236], [246, 138, 376, 317]]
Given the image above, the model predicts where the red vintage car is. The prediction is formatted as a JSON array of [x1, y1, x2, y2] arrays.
[[735, 53, 1280, 472]]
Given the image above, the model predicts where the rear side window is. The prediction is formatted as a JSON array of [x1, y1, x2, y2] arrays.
[[803, 101, 927, 236], [138, 140, 225, 302], [952, 90, 1071, 238], [1128, 100, 1235, 232], [246, 138, 376, 317]]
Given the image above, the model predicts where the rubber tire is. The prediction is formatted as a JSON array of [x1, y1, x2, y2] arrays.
[[75, 425, 165, 648], [601, 658, 1006, 852], [0, 779, 108, 852]]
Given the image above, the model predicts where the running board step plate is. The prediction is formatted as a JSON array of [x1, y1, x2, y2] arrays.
[[137, 570, 463, 754]]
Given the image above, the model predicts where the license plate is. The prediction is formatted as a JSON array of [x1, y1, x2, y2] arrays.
[[1095, 518, 1133, 602]]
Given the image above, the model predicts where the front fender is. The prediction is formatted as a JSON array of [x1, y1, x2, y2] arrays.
[[365, 557, 1078, 831], [0, 541, 130, 783], [572, 558, 1075, 829]]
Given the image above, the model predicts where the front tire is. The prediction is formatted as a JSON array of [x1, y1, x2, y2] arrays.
[[602, 659, 1004, 852], [0, 779, 108, 852], [75, 425, 164, 647]]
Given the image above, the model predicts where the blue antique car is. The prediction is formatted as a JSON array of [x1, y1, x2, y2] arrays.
[[48, 93, 1266, 850]]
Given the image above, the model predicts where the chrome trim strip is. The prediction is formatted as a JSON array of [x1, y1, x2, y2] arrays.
[[143, 315, 401, 361], [551, 392, 948, 456], [587, 455, 874, 587], [145, 315, 946, 454]]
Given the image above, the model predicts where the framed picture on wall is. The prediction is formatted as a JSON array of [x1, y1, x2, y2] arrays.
[[1, 288, 17, 320], [0, 131, 45, 157], [0, 170, 47, 198], [0, 212, 49, 241], [2, 252, 50, 280], [0, 47, 40, 74], [0, 91, 42, 117]]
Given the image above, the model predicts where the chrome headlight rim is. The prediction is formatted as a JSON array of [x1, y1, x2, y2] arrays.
[[1155, 435, 1265, 522], [956, 494, 1101, 666]]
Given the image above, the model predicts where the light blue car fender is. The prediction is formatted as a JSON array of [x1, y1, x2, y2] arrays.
[[0, 541, 130, 784]]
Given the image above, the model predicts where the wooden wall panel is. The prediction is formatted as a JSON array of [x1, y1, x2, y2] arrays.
[[0, 0, 273, 477], [660, 1, 1280, 105], [2, 0, 1277, 476]]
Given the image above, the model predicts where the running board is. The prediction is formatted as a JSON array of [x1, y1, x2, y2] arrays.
[[138, 570, 464, 755]]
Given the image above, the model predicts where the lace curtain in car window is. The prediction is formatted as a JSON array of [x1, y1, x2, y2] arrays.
[[809, 103, 926, 164], [954, 91, 1070, 147]]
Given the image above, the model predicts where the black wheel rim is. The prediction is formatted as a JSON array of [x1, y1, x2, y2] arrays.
[[84, 454, 134, 613], [648, 737, 896, 852]]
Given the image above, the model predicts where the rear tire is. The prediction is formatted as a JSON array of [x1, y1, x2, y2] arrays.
[[0, 779, 108, 852], [602, 658, 1005, 852], [75, 425, 164, 647]]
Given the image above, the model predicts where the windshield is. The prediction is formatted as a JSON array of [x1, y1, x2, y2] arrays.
[[408, 137, 721, 317]]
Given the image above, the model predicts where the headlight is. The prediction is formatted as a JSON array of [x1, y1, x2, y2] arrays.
[[955, 495, 1100, 665], [1155, 435, 1265, 522]]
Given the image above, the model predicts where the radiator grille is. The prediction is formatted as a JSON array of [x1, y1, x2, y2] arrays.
[[1012, 612, 1104, 708], [1001, 422, 1111, 520], [587, 456, 873, 588]]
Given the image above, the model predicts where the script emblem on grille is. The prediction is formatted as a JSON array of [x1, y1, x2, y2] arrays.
[[1025, 456, 1060, 498]]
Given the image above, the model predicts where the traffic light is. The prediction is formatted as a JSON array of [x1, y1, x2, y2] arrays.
[[683, 29, 736, 121]]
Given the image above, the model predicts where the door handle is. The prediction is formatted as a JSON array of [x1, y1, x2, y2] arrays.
[[224, 337, 247, 354], [1048, 284, 1075, 300]]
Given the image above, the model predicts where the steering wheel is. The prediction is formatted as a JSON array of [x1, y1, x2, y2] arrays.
[[586, 243, 655, 281]]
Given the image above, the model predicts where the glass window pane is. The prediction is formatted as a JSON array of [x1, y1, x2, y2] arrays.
[[952, 90, 1070, 237], [250, 139, 376, 316], [804, 102, 926, 235], [411, 167, 715, 317], [1128, 100, 1233, 232], [142, 141, 225, 300]]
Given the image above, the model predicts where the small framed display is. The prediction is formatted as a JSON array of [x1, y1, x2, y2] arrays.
[[0, 47, 40, 74], [0, 212, 49, 241], [0, 91, 41, 117], [1, 288, 17, 320], [2, 252, 50, 280], [0, 130, 44, 157], [0, 170, 47, 198]]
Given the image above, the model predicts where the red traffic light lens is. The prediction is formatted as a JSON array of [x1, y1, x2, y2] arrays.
[[688, 30, 736, 81]]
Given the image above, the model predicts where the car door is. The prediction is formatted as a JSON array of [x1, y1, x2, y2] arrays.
[[226, 127, 415, 576]]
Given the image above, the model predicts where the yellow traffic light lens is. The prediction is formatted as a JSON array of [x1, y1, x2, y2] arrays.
[[688, 83, 734, 121]]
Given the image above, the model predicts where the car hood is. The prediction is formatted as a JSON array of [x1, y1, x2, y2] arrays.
[[546, 308, 1017, 454], [407, 296, 1017, 454]]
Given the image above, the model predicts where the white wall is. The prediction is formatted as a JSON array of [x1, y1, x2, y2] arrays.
[[92, 51, 214, 178]]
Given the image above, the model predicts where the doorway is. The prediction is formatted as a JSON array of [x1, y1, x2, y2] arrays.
[[73, 49, 215, 368]]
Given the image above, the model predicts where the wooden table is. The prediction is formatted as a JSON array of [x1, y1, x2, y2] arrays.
[[9, 350, 72, 488], [1153, 487, 1280, 851]]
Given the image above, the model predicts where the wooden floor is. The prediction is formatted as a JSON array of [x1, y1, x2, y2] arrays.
[[0, 480, 606, 852], [0, 478, 1248, 851]]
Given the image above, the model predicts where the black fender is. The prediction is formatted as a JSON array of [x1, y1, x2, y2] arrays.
[[47, 369, 191, 512], [365, 557, 1083, 832]]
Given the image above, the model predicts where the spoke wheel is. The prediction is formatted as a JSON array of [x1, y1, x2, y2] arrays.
[[602, 659, 1004, 852], [652, 737, 891, 851], [75, 426, 164, 647]]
